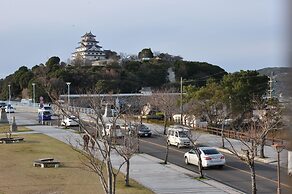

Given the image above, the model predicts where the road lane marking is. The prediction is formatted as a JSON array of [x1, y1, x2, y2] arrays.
[[140, 139, 292, 189]]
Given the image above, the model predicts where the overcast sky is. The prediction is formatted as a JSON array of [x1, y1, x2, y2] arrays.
[[0, 0, 287, 79]]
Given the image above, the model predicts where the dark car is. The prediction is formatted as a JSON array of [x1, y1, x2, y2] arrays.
[[38, 110, 52, 122], [137, 124, 152, 137], [0, 102, 7, 108]]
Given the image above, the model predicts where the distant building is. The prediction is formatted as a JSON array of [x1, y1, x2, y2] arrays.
[[71, 32, 106, 65], [140, 87, 152, 95]]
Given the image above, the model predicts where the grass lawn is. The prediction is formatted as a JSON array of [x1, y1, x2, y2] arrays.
[[0, 124, 32, 133], [0, 133, 153, 194]]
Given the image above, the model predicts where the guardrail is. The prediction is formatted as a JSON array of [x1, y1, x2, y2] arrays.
[[194, 125, 284, 145]]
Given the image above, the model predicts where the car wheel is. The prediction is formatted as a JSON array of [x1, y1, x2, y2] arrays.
[[167, 141, 171, 146], [185, 157, 189, 164]]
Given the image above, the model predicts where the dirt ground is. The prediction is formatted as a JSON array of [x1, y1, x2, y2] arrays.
[[0, 133, 153, 194]]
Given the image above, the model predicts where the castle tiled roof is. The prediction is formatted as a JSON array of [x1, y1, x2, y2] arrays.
[[81, 32, 96, 38]]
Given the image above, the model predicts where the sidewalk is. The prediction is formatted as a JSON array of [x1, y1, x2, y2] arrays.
[[24, 125, 243, 194]]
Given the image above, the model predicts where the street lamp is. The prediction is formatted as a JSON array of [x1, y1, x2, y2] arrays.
[[272, 143, 285, 194], [32, 83, 36, 107], [8, 84, 11, 123], [66, 82, 71, 106]]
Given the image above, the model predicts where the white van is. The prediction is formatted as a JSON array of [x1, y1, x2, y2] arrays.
[[38, 104, 53, 115], [167, 125, 191, 148], [103, 123, 124, 138]]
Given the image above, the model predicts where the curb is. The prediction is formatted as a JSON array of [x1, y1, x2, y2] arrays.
[[216, 147, 278, 165], [138, 153, 244, 194]]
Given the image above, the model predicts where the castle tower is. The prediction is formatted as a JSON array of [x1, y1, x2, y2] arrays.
[[71, 32, 106, 65]]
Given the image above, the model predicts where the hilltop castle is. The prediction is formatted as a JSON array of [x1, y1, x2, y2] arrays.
[[71, 32, 106, 65]]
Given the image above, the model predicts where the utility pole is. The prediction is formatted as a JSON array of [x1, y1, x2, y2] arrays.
[[66, 82, 71, 105], [180, 77, 183, 124], [8, 84, 11, 123], [32, 83, 36, 107], [268, 72, 275, 99]]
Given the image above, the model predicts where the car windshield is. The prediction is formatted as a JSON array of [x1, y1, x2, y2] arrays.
[[0, 103, 7, 107], [140, 128, 150, 132], [178, 131, 187, 138], [138, 125, 149, 131], [42, 111, 51, 116], [202, 149, 220, 155]]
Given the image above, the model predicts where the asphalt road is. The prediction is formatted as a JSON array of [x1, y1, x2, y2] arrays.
[[12, 109, 292, 194], [138, 134, 292, 194]]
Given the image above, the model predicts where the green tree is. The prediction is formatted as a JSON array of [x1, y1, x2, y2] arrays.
[[186, 79, 225, 125], [221, 70, 269, 122], [138, 48, 154, 59], [174, 61, 226, 87]]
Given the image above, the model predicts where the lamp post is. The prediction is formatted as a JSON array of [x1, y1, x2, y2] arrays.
[[32, 83, 36, 107], [272, 143, 285, 194], [8, 84, 11, 123], [66, 82, 71, 106]]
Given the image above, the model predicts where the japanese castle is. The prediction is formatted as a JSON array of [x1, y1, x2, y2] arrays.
[[71, 32, 106, 65]]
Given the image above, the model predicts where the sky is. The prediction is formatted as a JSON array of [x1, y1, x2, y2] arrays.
[[0, 0, 287, 79]]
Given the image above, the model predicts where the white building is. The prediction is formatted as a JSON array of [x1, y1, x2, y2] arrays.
[[71, 32, 106, 65]]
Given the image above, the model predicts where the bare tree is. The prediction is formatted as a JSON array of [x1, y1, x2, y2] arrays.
[[150, 89, 179, 135], [148, 89, 179, 164], [225, 123, 258, 194], [50, 92, 132, 194], [115, 122, 138, 186], [184, 127, 204, 178], [252, 98, 283, 158], [115, 104, 139, 187]]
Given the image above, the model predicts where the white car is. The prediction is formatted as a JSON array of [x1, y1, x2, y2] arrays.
[[5, 105, 15, 113], [167, 126, 191, 148], [38, 105, 54, 115], [61, 116, 79, 127], [184, 147, 225, 168]]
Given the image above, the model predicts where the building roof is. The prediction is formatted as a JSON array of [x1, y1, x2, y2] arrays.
[[81, 32, 96, 38], [78, 40, 98, 43]]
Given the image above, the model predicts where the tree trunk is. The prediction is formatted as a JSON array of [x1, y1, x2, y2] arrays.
[[113, 174, 117, 194], [140, 115, 143, 124], [163, 114, 167, 135], [249, 164, 257, 194], [221, 122, 225, 148], [164, 140, 169, 164], [195, 148, 204, 178], [125, 159, 130, 186], [198, 154, 204, 178], [259, 139, 265, 158], [107, 161, 113, 194]]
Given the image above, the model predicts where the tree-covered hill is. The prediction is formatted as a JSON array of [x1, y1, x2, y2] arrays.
[[0, 51, 227, 102], [257, 67, 292, 99]]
